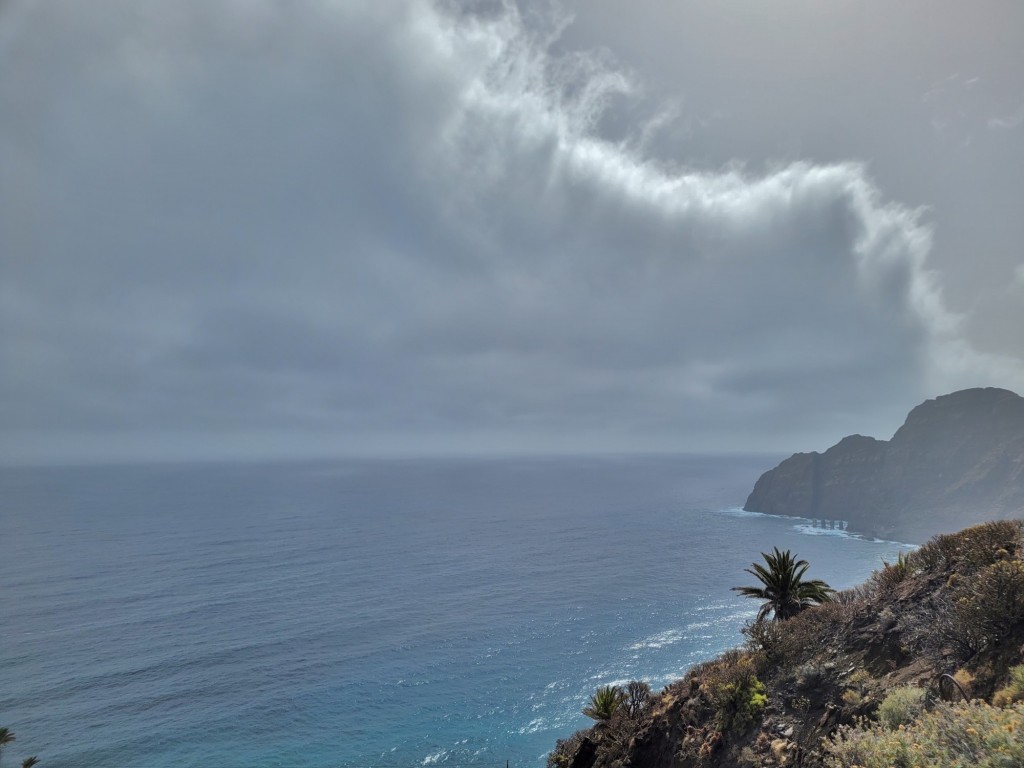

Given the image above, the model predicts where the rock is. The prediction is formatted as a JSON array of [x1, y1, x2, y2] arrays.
[[743, 388, 1024, 542], [569, 736, 598, 768]]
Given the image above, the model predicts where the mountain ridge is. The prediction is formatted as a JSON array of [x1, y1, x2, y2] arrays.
[[743, 387, 1024, 543]]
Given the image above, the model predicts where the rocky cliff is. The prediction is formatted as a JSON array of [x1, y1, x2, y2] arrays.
[[744, 388, 1024, 542], [548, 521, 1024, 768]]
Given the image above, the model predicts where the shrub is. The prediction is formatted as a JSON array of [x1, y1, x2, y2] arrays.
[[876, 686, 926, 730], [847, 668, 871, 686], [931, 556, 1024, 660], [676, 724, 719, 764], [993, 664, 1024, 708], [954, 559, 1024, 647], [825, 700, 1024, 768], [743, 600, 851, 668], [742, 616, 786, 660], [623, 680, 652, 718], [931, 598, 986, 660], [914, 521, 1023, 576], [871, 551, 916, 593], [582, 685, 625, 721], [703, 653, 768, 733], [955, 520, 1022, 571], [841, 688, 863, 707], [834, 583, 873, 605]]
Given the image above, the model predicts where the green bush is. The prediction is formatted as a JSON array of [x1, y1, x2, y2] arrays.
[[877, 686, 927, 730], [994, 664, 1024, 708], [825, 700, 1024, 768], [841, 689, 863, 707], [582, 685, 625, 721], [703, 653, 767, 733], [742, 616, 786, 661]]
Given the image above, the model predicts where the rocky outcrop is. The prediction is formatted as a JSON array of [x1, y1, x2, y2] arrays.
[[547, 520, 1024, 768], [744, 388, 1024, 542]]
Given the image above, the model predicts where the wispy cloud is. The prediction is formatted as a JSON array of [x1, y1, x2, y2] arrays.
[[989, 104, 1024, 130]]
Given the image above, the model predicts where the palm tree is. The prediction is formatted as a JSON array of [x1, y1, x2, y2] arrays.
[[0, 728, 15, 768], [21, 758, 39, 768], [733, 547, 834, 621], [582, 685, 625, 721]]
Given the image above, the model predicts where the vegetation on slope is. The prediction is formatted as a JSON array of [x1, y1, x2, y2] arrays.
[[549, 520, 1024, 768]]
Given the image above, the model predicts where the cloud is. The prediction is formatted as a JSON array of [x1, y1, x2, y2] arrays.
[[989, 104, 1024, 131], [1, 0, 1022, 460]]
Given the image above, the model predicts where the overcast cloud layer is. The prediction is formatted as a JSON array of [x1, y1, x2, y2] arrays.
[[2, 0, 1023, 462]]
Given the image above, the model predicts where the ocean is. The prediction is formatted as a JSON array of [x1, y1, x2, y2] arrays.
[[0, 455, 913, 767]]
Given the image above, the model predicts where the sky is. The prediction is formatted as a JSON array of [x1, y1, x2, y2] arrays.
[[2, 0, 1023, 463]]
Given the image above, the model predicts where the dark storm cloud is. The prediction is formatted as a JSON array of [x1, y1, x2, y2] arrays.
[[1, 0, 1021, 461]]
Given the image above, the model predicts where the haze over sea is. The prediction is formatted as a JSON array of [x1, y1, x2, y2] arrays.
[[1, 456, 912, 767]]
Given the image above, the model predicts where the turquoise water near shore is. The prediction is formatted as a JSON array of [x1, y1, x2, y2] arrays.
[[0, 456, 911, 767]]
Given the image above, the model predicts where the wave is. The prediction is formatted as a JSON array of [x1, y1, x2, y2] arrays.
[[719, 507, 917, 548], [516, 717, 550, 735], [792, 523, 918, 549], [721, 507, 762, 517], [793, 523, 857, 538], [628, 629, 684, 651]]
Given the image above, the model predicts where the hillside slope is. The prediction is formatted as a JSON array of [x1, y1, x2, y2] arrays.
[[549, 520, 1024, 768]]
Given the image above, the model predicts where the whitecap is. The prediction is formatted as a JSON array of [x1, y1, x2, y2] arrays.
[[721, 506, 918, 548], [793, 523, 854, 538], [628, 628, 684, 650], [516, 717, 548, 734], [721, 507, 769, 518], [793, 523, 919, 548], [603, 678, 634, 689]]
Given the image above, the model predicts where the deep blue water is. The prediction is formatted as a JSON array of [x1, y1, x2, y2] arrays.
[[0, 456, 912, 767]]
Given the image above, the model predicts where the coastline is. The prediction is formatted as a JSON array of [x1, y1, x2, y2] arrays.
[[723, 507, 921, 549]]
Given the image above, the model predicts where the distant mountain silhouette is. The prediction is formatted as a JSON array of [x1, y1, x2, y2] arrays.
[[744, 388, 1024, 542]]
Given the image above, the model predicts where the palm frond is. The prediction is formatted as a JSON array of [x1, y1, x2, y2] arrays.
[[733, 548, 833, 622]]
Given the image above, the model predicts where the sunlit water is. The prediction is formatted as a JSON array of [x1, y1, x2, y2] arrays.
[[0, 456, 912, 767]]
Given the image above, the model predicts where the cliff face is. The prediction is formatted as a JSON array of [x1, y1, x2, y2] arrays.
[[744, 388, 1024, 542]]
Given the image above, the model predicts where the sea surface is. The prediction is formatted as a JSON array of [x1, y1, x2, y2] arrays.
[[0, 455, 913, 768]]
